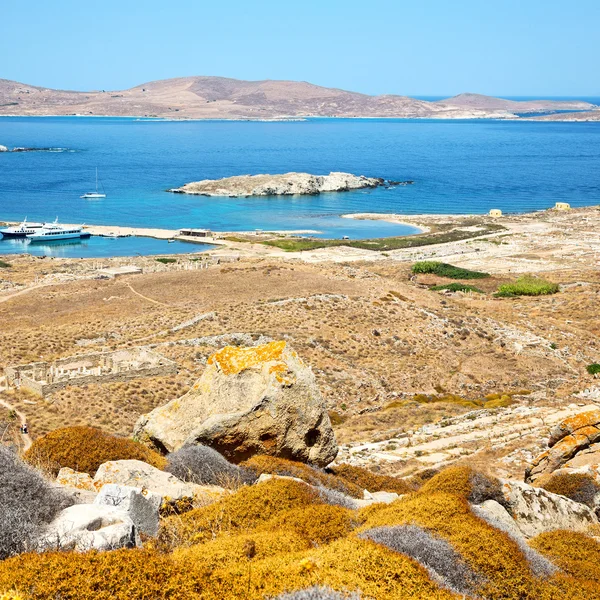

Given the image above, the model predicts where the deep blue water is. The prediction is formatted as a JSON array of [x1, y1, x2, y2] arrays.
[[0, 235, 213, 258], [0, 116, 599, 248]]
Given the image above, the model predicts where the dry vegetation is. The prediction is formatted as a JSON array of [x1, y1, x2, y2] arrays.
[[1, 464, 600, 599], [0, 221, 600, 475], [24, 426, 166, 476]]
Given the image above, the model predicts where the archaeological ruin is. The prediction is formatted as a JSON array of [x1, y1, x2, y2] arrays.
[[4, 348, 177, 397]]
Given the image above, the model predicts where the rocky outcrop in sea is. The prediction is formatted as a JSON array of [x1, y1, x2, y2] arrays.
[[169, 171, 411, 197]]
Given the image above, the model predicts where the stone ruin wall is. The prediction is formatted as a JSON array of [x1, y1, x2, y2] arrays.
[[5, 348, 177, 397]]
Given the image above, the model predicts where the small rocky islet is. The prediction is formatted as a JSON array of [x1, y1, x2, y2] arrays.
[[169, 171, 414, 197]]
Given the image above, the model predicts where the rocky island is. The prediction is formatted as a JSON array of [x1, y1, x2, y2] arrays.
[[169, 171, 409, 196]]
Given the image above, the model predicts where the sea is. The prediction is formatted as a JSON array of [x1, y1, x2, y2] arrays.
[[0, 112, 599, 257]]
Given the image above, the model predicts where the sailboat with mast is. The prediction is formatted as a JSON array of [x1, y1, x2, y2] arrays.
[[81, 168, 106, 199]]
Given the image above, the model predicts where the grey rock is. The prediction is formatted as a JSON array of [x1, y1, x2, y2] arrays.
[[499, 479, 597, 538], [93, 459, 223, 506], [0, 145, 8, 152], [39, 504, 137, 552], [95, 484, 162, 537]]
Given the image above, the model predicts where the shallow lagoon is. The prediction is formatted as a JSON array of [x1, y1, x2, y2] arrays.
[[0, 235, 214, 258]]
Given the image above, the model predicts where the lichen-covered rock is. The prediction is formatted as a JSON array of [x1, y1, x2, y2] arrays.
[[56, 467, 96, 491], [38, 504, 137, 552], [170, 172, 383, 197], [499, 480, 597, 538], [134, 341, 338, 467], [548, 409, 600, 447], [92, 460, 224, 509], [526, 409, 600, 482]]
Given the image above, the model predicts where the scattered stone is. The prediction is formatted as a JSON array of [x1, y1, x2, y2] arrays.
[[39, 504, 137, 552], [93, 460, 224, 508], [95, 484, 162, 537], [56, 467, 96, 491], [134, 341, 338, 467]]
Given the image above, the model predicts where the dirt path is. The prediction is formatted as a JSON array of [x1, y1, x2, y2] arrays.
[[125, 283, 170, 307], [0, 283, 45, 305], [0, 382, 32, 451]]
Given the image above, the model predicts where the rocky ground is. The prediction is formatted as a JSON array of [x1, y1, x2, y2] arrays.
[[0, 205, 599, 482]]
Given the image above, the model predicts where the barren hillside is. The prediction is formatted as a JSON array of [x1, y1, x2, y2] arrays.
[[0, 76, 595, 119]]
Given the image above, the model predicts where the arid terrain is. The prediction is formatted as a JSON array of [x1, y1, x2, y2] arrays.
[[0, 77, 595, 119], [1, 206, 599, 482]]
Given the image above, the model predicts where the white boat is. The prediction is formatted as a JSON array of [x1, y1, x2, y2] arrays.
[[81, 168, 106, 199], [0, 218, 45, 238], [26, 220, 89, 242]]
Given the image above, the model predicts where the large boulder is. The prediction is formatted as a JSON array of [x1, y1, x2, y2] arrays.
[[93, 459, 223, 508], [134, 341, 338, 467], [526, 409, 600, 482], [0, 145, 8, 152], [95, 484, 161, 537], [38, 504, 137, 552], [498, 479, 597, 538]]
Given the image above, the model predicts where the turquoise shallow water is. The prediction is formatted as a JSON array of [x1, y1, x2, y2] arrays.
[[0, 235, 214, 258], [0, 116, 599, 255]]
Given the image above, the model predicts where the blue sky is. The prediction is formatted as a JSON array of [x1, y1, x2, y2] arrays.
[[2, 0, 598, 96]]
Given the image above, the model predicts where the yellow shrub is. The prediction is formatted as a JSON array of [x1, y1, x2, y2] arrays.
[[198, 537, 457, 600], [24, 426, 166, 476], [419, 465, 506, 506], [0, 549, 204, 600], [530, 530, 600, 583], [241, 455, 363, 498], [0, 593, 23, 600], [329, 464, 417, 495], [358, 491, 595, 599], [158, 478, 324, 550], [261, 505, 357, 546], [173, 530, 310, 573]]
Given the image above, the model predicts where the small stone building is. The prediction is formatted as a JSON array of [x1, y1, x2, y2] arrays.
[[179, 228, 212, 238], [554, 202, 571, 211], [489, 209, 503, 217], [5, 348, 177, 397]]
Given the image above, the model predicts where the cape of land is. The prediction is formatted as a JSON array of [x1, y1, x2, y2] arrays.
[[170, 172, 400, 196], [0, 76, 596, 120]]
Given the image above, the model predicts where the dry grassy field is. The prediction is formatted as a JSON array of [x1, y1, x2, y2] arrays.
[[1, 252, 599, 467]]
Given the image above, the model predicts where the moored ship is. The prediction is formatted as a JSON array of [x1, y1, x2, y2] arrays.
[[0, 218, 45, 238], [26, 220, 90, 242]]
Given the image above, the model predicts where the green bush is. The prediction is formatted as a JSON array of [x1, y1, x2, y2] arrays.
[[495, 276, 559, 297], [429, 283, 484, 293], [155, 257, 177, 264], [586, 364, 600, 376], [411, 261, 489, 280], [0, 260, 11, 269]]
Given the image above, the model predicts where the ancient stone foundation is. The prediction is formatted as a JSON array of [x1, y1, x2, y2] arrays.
[[5, 348, 177, 397]]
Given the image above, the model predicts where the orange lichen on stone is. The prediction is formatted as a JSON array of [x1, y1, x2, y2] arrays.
[[549, 410, 600, 447], [208, 341, 291, 376]]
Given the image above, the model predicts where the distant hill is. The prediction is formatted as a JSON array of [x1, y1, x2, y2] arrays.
[[0, 77, 596, 120], [438, 92, 594, 112]]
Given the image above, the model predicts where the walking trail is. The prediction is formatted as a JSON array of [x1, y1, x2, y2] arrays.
[[0, 378, 32, 451], [125, 283, 170, 307]]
